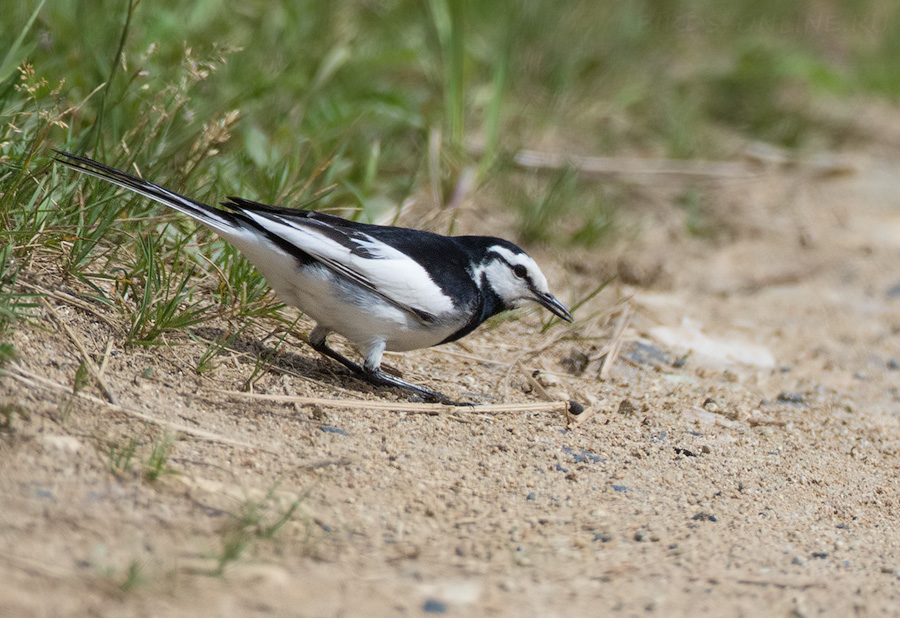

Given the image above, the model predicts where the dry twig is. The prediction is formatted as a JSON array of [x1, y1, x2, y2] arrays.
[[596, 303, 634, 380], [19, 280, 119, 329], [222, 389, 589, 422], [41, 297, 117, 404]]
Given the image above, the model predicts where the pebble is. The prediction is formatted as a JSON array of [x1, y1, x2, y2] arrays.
[[561, 446, 603, 464], [423, 599, 448, 614], [535, 372, 560, 389], [691, 512, 718, 522], [623, 341, 672, 367], [776, 392, 805, 404], [319, 425, 348, 436], [618, 400, 636, 416]]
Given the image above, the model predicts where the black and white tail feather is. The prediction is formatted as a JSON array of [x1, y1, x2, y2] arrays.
[[54, 150, 573, 404]]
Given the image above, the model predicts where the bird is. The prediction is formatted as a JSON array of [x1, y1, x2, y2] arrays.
[[54, 150, 573, 404]]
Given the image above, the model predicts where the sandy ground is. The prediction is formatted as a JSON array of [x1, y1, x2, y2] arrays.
[[4, 138, 900, 617]]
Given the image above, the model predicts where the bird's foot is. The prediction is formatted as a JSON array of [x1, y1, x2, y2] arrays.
[[308, 339, 461, 405]]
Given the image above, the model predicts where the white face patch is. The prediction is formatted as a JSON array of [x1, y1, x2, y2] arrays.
[[481, 245, 552, 307]]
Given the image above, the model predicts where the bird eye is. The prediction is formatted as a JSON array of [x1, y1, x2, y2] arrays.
[[513, 264, 527, 278]]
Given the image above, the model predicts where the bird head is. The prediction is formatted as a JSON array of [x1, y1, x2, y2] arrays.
[[480, 242, 573, 322]]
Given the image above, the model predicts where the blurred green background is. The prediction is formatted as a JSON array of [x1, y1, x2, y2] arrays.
[[4, 0, 900, 227], [2, 0, 900, 343]]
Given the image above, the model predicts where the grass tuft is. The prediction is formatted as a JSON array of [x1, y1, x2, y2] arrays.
[[107, 437, 139, 477], [213, 484, 308, 575], [143, 432, 177, 482], [123, 232, 212, 345]]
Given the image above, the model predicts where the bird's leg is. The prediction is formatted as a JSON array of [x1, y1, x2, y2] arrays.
[[307, 326, 458, 405], [308, 325, 367, 376], [363, 366, 458, 405], [362, 340, 458, 405]]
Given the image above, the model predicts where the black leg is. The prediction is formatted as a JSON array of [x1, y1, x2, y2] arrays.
[[307, 334, 458, 405], [308, 335, 367, 377], [362, 366, 458, 405]]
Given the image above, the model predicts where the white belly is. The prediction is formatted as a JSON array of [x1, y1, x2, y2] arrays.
[[229, 235, 465, 353]]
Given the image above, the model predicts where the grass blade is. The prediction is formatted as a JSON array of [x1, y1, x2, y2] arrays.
[[0, 0, 46, 84]]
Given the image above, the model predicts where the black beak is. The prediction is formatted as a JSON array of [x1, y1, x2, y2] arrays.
[[536, 292, 574, 322]]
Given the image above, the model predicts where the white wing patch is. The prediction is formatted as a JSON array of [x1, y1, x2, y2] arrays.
[[244, 212, 456, 319]]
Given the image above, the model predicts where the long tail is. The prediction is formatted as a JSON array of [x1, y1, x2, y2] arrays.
[[53, 150, 240, 236]]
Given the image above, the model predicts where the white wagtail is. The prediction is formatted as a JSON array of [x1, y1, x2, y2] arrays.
[[54, 151, 573, 403]]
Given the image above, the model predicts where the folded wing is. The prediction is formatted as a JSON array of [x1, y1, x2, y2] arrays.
[[224, 202, 457, 323]]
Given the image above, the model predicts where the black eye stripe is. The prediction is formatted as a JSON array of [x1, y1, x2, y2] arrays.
[[490, 252, 533, 286]]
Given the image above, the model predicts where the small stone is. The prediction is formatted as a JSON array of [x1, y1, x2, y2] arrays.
[[560, 349, 591, 375], [423, 599, 448, 614], [535, 372, 560, 388], [776, 392, 805, 404], [618, 400, 636, 416], [319, 425, 348, 436], [691, 512, 718, 522]]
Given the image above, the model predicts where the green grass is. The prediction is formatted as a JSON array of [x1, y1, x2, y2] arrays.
[[144, 432, 178, 482], [98, 558, 147, 594], [0, 402, 28, 433], [1, 0, 900, 357], [106, 431, 178, 481], [193, 323, 250, 374], [123, 231, 213, 345], [107, 436, 139, 476], [213, 484, 309, 575]]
